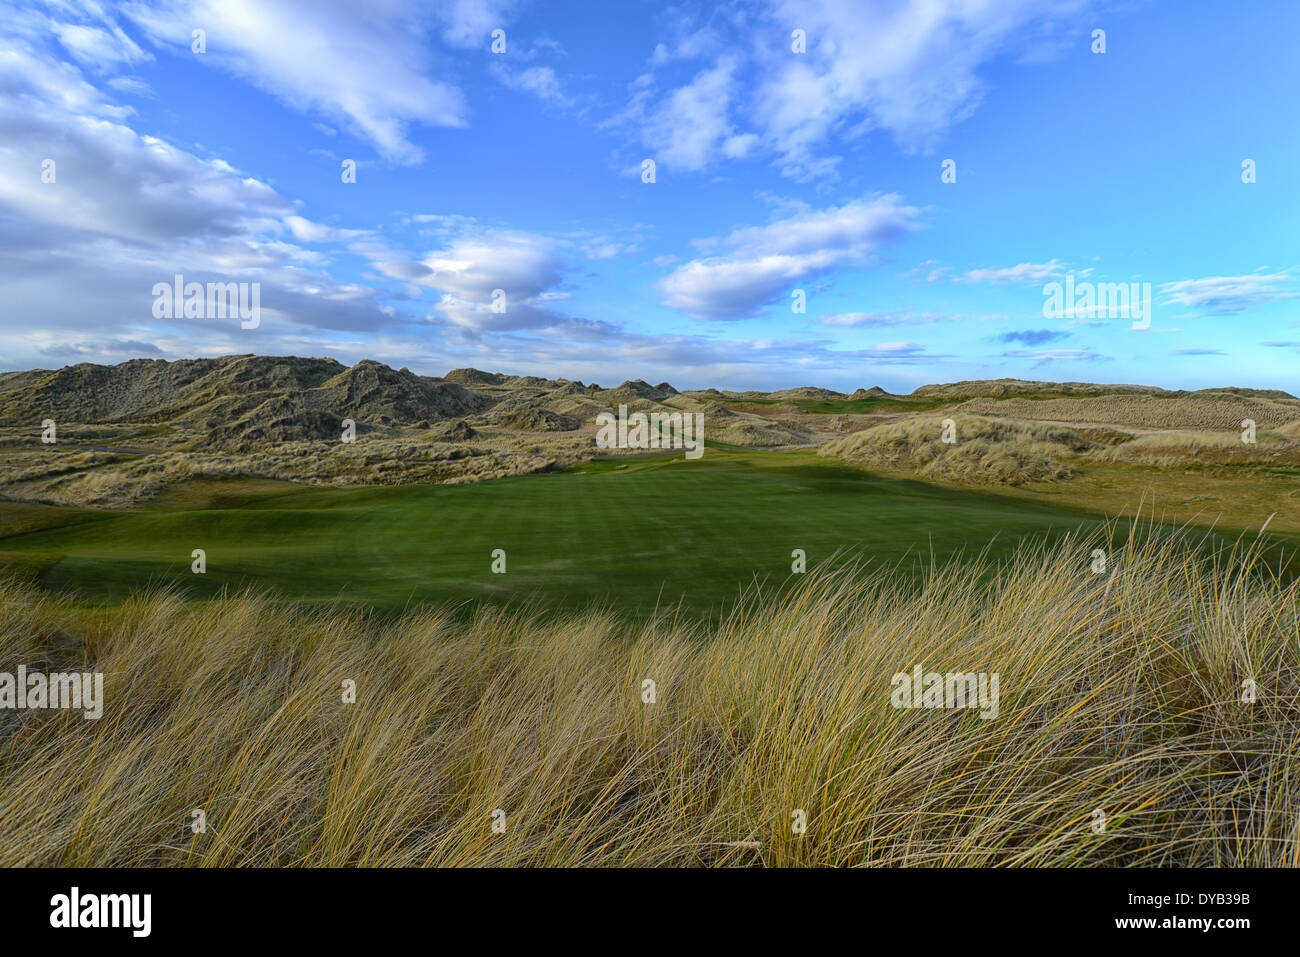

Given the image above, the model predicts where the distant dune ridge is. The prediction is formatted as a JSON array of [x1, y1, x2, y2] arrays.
[[0, 354, 1297, 506], [0, 356, 490, 435]]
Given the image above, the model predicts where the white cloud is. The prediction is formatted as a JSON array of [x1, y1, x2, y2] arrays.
[[53, 21, 151, 70], [368, 219, 640, 331], [659, 194, 923, 319], [491, 64, 571, 106], [436, 0, 520, 49], [120, 0, 472, 164], [862, 342, 930, 358], [1160, 273, 1298, 315], [105, 75, 154, 97], [375, 260, 433, 281], [634, 54, 744, 172], [0, 42, 406, 369], [284, 216, 368, 244], [382, 228, 572, 332], [1000, 348, 1106, 364], [0, 43, 133, 119], [821, 311, 945, 328], [961, 260, 1068, 284], [0, 54, 292, 245], [900, 259, 948, 283], [623, 0, 1093, 181]]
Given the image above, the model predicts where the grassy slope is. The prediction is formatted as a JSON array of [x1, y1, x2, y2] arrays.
[[0, 448, 1126, 616], [2, 448, 1294, 616], [990, 461, 1300, 532]]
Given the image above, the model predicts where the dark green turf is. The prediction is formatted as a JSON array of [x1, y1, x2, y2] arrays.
[[1, 449, 1284, 616]]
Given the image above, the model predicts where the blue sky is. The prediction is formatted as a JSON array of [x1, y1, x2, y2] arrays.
[[1, 0, 1297, 392]]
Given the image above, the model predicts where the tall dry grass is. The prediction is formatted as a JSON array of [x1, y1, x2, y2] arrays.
[[956, 393, 1300, 431], [1, 524, 1297, 866], [820, 413, 1088, 485], [1097, 429, 1299, 467]]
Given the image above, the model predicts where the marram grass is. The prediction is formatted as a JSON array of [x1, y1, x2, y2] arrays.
[[0, 523, 1297, 866]]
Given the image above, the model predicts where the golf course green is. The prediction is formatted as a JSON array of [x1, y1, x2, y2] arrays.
[[0, 449, 1275, 616]]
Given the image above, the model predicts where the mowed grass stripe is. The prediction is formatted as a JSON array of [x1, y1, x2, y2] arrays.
[[0, 451, 1174, 614]]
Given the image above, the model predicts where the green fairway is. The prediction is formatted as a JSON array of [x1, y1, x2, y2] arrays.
[[0, 449, 1280, 616]]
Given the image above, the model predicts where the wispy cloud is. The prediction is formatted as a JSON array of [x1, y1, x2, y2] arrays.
[[490, 64, 572, 107], [619, 0, 1095, 181], [1000, 348, 1106, 366], [616, 53, 754, 172], [1160, 273, 1299, 315], [119, 0, 480, 164], [0, 39, 403, 368], [995, 329, 1070, 346], [900, 259, 949, 284], [820, 311, 946, 328], [659, 194, 923, 320], [961, 260, 1068, 284]]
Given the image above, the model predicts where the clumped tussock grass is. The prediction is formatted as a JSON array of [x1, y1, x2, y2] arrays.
[[1098, 429, 1300, 467], [910, 378, 1169, 400], [819, 414, 1088, 485], [0, 436, 584, 508], [1, 526, 1297, 867], [957, 393, 1300, 431]]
